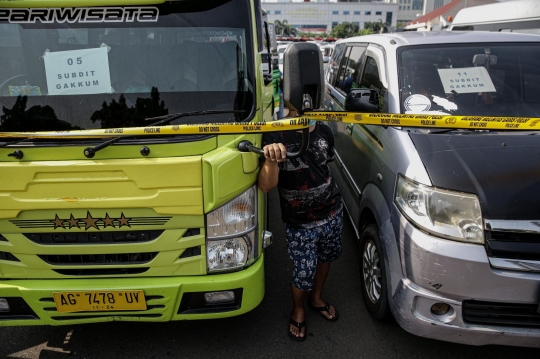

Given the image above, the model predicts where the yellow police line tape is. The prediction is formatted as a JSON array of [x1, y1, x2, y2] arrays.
[[1, 112, 539, 139]]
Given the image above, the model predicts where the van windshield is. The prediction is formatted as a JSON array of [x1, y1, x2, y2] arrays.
[[398, 43, 540, 117], [0, 0, 254, 132]]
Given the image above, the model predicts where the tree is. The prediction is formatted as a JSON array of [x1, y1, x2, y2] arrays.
[[274, 20, 284, 35], [364, 19, 389, 34], [274, 19, 298, 36], [0, 96, 80, 131], [330, 22, 360, 38], [358, 28, 374, 36], [91, 87, 168, 129]]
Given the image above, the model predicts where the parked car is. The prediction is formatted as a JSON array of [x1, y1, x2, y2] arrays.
[[323, 31, 540, 347], [321, 44, 334, 63], [277, 44, 289, 74]]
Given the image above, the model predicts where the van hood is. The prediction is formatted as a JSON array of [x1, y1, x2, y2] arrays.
[[409, 132, 540, 220]]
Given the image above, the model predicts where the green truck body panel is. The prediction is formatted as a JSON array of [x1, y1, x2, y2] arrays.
[[0, 255, 264, 326]]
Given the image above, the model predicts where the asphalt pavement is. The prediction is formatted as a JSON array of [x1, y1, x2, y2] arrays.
[[1, 190, 540, 358]]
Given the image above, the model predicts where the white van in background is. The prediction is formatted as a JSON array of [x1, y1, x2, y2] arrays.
[[277, 44, 289, 74], [450, 0, 540, 34]]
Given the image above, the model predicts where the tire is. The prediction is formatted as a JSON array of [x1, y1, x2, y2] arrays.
[[359, 224, 391, 321]]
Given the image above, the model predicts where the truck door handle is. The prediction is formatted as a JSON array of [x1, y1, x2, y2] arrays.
[[346, 123, 353, 135], [237, 127, 310, 160]]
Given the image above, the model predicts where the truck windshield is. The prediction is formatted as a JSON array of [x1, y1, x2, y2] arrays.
[[0, 0, 254, 132], [398, 43, 540, 117]]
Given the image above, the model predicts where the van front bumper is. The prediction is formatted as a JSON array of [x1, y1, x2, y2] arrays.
[[0, 254, 265, 327], [387, 212, 540, 347]]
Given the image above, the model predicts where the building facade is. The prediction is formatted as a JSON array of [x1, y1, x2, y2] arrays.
[[262, 2, 399, 34], [397, 0, 454, 22], [264, 0, 456, 23]]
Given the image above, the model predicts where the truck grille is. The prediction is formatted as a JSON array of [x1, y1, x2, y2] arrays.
[[463, 300, 540, 328], [24, 230, 164, 245], [0, 251, 20, 262], [53, 268, 149, 276], [1, 226, 203, 277], [39, 252, 158, 265]]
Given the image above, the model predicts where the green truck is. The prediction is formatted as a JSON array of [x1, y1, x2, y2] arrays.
[[0, 0, 323, 326]]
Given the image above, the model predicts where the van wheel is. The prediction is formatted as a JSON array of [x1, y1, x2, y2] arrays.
[[360, 224, 391, 321]]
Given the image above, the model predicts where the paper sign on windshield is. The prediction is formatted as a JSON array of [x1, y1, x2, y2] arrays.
[[44, 47, 112, 96], [437, 67, 496, 94]]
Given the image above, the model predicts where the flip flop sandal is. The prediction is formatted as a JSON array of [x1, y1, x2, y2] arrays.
[[308, 301, 339, 322], [288, 317, 307, 342]]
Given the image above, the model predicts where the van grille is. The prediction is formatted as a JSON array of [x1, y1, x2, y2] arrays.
[[463, 300, 540, 328], [486, 231, 540, 261]]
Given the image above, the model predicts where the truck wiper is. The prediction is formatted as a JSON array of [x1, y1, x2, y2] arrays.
[[83, 110, 245, 158], [1, 138, 28, 147], [145, 110, 245, 126]]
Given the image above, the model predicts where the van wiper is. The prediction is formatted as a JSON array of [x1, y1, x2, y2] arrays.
[[83, 110, 245, 158]]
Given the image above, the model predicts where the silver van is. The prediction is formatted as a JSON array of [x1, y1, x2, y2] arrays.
[[323, 31, 540, 347]]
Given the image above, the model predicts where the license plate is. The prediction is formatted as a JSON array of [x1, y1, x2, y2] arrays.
[[53, 290, 146, 313]]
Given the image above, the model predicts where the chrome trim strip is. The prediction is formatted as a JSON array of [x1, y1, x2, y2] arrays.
[[334, 150, 362, 198], [342, 201, 360, 240], [263, 230, 273, 248], [484, 219, 540, 233], [489, 257, 540, 272]]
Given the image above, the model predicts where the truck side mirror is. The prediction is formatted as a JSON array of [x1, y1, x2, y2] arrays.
[[345, 89, 380, 113], [283, 43, 324, 113]]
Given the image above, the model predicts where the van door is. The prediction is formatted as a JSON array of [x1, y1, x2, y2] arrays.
[[330, 44, 388, 232], [325, 44, 367, 228]]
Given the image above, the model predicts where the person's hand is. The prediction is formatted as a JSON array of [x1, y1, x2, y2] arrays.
[[263, 143, 287, 163]]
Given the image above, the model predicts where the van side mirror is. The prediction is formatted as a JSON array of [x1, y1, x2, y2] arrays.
[[283, 43, 324, 113], [345, 89, 379, 113]]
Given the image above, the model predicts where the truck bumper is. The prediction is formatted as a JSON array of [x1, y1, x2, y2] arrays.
[[0, 254, 265, 326], [386, 212, 540, 347]]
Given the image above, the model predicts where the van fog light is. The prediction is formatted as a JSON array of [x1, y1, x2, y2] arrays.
[[430, 302, 450, 315], [0, 298, 10, 312], [204, 291, 235, 304]]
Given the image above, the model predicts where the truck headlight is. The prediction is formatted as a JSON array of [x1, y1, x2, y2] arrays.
[[206, 186, 258, 272], [394, 175, 484, 244]]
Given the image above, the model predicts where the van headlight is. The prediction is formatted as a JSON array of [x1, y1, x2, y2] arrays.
[[394, 175, 484, 244], [206, 186, 258, 272]]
